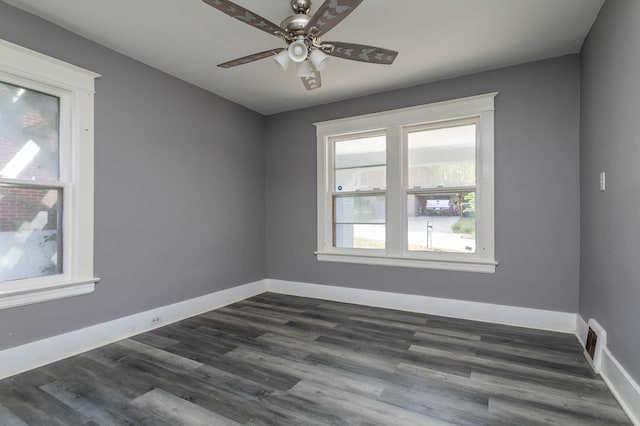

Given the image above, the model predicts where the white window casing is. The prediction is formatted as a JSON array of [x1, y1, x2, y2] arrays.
[[0, 39, 100, 309], [315, 93, 498, 273]]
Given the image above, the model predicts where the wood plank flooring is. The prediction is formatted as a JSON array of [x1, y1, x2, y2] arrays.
[[0, 293, 631, 425]]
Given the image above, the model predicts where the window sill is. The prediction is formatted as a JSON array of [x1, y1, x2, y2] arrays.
[[316, 252, 497, 273], [0, 278, 100, 310]]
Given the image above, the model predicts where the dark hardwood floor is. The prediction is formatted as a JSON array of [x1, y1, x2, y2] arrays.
[[0, 293, 631, 425]]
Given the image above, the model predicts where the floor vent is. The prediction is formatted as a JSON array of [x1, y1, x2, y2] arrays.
[[586, 327, 597, 360], [584, 319, 607, 372]]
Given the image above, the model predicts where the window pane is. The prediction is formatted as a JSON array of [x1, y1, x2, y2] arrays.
[[335, 195, 385, 224], [0, 81, 60, 181], [335, 135, 386, 169], [335, 224, 385, 249], [0, 185, 62, 281], [334, 195, 385, 248], [335, 166, 386, 192], [407, 192, 476, 253], [408, 124, 475, 189]]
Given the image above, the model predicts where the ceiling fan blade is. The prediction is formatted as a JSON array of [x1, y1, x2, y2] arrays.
[[306, 0, 363, 38], [218, 48, 285, 68], [325, 42, 398, 65], [202, 0, 285, 38], [301, 71, 322, 91]]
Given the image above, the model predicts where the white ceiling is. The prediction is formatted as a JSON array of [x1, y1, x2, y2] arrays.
[[3, 0, 604, 115]]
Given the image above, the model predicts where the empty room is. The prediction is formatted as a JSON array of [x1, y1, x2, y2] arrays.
[[0, 0, 638, 424]]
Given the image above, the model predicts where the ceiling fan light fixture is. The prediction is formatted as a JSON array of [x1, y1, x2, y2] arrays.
[[206, 0, 398, 92], [288, 40, 308, 63], [310, 49, 329, 71], [296, 60, 314, 78], [274, 50, 292, 70]]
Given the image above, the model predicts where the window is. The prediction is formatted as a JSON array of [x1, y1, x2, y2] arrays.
[[0, 39, 100, 309], [316, 93, 497, 273]]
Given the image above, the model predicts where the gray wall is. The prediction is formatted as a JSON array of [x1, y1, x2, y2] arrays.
[[265, 55, 581, 312], [580, 0, 640, 382], [0, 2, 266, 350]]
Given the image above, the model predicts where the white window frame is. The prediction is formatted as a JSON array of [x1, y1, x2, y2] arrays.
[[315, 93, 498, 273], [0, 39, 100, 309]]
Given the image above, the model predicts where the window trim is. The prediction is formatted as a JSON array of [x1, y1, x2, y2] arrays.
[[0, 39, 100, 309], [315, 93, 498, 273]]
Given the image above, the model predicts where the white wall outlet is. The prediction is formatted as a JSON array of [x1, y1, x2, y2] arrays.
[[600, 171, 606, 191], [150, 315, 163, 326]]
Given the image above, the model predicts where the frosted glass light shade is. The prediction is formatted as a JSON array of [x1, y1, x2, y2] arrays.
[[310, 49, 329, 71], [296, 60, 314, 78], [274, 50, 291, 70], [288, 40, 308, 63]]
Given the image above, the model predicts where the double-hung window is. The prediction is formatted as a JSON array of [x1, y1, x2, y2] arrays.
[[316, 93, 497, 273], [0, 39, 99, 309]]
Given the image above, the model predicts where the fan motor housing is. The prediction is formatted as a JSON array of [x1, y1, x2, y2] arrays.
[[281, 13, 311, 35]]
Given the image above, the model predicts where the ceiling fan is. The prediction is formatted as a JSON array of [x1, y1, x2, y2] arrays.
[[202, 0, 399, 91]]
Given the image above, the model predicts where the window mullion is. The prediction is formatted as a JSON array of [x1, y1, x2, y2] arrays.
[[385, 125, 403, 256], [317, 134, 332, 253]]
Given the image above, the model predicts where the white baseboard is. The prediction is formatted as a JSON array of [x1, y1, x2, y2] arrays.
[[0, 279, 267, 380], [602, 348, 640, 425], [266, 279, 577, 333], [576, 315, 640, 425]]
